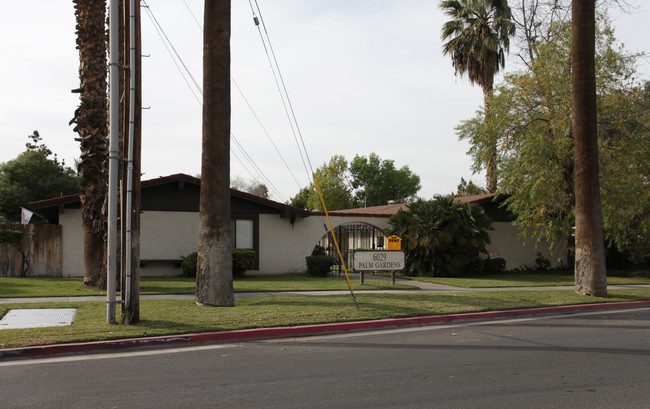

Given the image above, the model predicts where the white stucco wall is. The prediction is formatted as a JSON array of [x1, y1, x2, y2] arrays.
[[256, 214, 390, 274], [57, 207, 564, 277], [138, 211, 199, 276], [487, 222, 566, 269]]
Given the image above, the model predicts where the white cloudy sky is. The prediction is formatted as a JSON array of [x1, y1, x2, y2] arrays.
[[1, 1, 648, 203]]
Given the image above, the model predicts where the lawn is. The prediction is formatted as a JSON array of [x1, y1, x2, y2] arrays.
[[1, 288, 649, 349], [403, 270, 650, 288], [0, 274, 417, 298]]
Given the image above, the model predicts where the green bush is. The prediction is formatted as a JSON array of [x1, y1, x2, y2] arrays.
[[232, 249, 256, 278], [305, 255, 334, 277], [181, 252, 198, 277], [483, 257, 506, 274], [181, 249, 256, 279], [388, 196, 493, 277]]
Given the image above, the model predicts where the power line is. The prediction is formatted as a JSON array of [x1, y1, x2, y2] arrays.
[[248, 0, 316, 181], [142, 1, 290, 202]]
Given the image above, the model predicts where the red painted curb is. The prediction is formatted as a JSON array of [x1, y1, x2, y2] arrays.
[[2, 300, 649, 360]]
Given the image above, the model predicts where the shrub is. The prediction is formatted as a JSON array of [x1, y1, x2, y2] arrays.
[[311, 245, 327, 256], [534, 252, 552, 271], [232, 249, 256, 278], [305, 255, 334, 277], [483, 257, 506, 274], [388, 196, 493, 277], [181, 249, 256, 279]]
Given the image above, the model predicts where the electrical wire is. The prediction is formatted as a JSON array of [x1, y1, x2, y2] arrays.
[[248, 0, 315, 181], [143, 1, 290, 202]]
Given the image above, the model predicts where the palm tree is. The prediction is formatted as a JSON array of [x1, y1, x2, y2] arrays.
[[196, 0, 234, 307], [71, 0, 109, 289], [440, 0, 515, 193], [571, 0, 606, 297]]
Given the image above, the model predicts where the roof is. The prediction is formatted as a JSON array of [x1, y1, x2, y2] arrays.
[[28, 173, 311, 216], [326, 202, 410, 218]]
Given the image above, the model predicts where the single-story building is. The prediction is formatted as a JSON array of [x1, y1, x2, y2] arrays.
[[28, 174, 564, 277], [28, 174, 394, 277]]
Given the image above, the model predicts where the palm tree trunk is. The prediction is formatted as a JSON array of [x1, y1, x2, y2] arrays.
[[483, 85, 497, 193], [196, 0, 234, 307], [572, 0, 607, 297], [73, 0, 109, 289]]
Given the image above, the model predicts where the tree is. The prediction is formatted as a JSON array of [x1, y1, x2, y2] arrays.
[[456, 16, 648, 270], [349, 153, 421, 207], [572, 0, 606, 297], [440, 0, 515, 192], [288, 186, 310, 209], [0, 132, 80, 222], [455, 177, 487, 196], [306, 155, 352, 211], [196, 0, 234, 307], [71, 0, 109, 289], [388, 196, 492, 276], [231, 176, 269, 198]]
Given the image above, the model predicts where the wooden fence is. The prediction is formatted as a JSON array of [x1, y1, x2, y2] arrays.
[[0, 224, 62, 277]]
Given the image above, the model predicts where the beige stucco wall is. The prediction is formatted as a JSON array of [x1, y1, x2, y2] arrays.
[[487, 222, 566, 269], [256, 214, 390, 274], [57, 208, 564, 277], [59, 209, 83, 277]]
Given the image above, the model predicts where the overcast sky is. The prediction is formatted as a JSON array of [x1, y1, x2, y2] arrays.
[[1, 1, 648, 203]]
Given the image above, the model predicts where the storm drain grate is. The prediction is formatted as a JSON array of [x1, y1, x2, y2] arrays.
[[0, 309, 77, 330]]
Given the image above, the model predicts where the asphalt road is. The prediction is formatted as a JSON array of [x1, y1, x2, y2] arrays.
[[2, 307, 649, 409]]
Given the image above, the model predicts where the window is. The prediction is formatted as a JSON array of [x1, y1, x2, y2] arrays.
[[232, 219, 254, 249]]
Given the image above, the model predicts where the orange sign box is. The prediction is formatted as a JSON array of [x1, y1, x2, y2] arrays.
[[387, 235, 402, 250]]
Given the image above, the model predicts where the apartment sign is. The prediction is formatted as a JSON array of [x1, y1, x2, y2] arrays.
[[353, 250, 405, 271]]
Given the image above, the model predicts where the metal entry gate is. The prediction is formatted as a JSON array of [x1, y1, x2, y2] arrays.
[[317, 223, 387, 275]]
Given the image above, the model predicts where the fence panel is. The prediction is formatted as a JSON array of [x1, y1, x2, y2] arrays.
[[0, 224, 62, 277]]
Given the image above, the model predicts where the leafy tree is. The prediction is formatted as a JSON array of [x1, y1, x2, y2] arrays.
[[306, 155, 352, 211], [455, 177, 487, 197], [388, 196, 492, 277], [440, 0, 515, 193], [349, 153, 421, 207], [0, 132, 80, 222], [231, 176, 269, 198], [288, 186, 310, 209], [456, 17, 649, 266]]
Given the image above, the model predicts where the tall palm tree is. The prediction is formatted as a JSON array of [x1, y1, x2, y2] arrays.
[[440, 0, 515, 193], [196, 0, 234, 306], [571, 0, 606, 297], [72, 0, 109, 289]]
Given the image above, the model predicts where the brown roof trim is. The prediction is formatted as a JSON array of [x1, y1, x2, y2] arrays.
[[29, 173, 312, 216], [29, 193, 81, 209]]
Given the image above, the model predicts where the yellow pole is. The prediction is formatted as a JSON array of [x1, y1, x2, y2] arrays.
[[313, 178, 358, 307]]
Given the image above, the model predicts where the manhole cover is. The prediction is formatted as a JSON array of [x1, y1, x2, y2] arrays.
[[0, 309, 77, 330]]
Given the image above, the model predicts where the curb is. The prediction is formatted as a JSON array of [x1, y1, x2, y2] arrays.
[[2, 300, 649, 361]]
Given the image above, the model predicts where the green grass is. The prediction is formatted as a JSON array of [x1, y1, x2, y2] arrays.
[[0, 274, 417, 298], [405, 270, 650, 288], [1, 289, 649, 349]]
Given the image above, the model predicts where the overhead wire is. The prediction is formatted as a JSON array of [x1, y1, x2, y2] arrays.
[[180, 0, 304, 195], [247, 0, 315, 182], [142, 0, 290, 201]]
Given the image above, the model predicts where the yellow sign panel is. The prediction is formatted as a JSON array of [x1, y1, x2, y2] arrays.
[[387, 235, 402, 250]]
